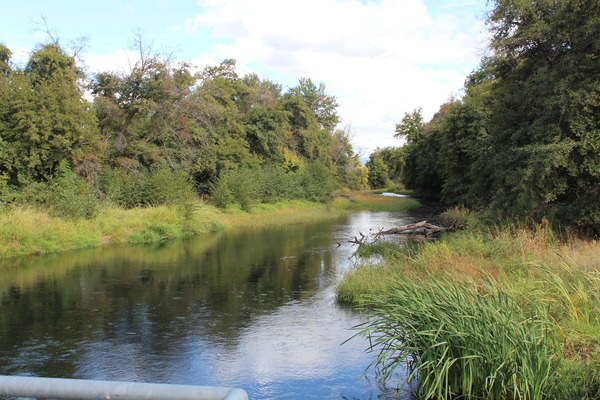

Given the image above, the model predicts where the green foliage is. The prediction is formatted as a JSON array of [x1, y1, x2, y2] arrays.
[[10, 161, 98, 220], [210, 167, 263, 211], [366, 155, 391, 189], [388, 0, 600, 231], [396, 108, 444, 197], [2, 38, 362, 222], [101, 167, 196, 210], [440, 206, 473, 230], [0, 43, 99, 185], [47, 160, 99, 220], [211, 162, 335, 209], [357, 279, 553, 400], [298, 161, 335, 202], [369, 147, 404, 183], [0, 173, 13, 204], [289, 77, 340, 132], [243, 106, 289, 160]]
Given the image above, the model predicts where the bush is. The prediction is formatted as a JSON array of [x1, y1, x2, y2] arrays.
[[211, 162, 336, 209], [47, 161, 99, 220], [211, 168, 262, 211], [101, 167, 197, 211], [440, 206, 473, 230], [101, 168, 149, 208], [12, 161, 98, 220], [298, 161, 335, 202]]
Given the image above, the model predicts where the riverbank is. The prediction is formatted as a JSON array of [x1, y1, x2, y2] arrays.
[[337, 213, 599, 399], [0, 191, 420, 259]]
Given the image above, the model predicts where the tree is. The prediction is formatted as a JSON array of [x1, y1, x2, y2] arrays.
[[0, 44, 11, 75], [370, 147, 405, 183], [289, 78, 340, 132], [394, 108, 443, 196], [394, 108, 424, 143], [0, 43, 99, 185], [482, 0, 600, 227], [242, 107, 289, 161], [366, 155, 391, 189]]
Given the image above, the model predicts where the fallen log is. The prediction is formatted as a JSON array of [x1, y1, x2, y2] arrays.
[[381, 221, 446, 237]]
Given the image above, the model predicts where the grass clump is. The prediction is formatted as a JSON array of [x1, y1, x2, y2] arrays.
[[0, 207, 99, 257], [339, 219, 600, 399], [356, 279, 553, 400]]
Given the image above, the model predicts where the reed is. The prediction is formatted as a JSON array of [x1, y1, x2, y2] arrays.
[[356, 278, 553, 400], [340, 220, 600, 399]]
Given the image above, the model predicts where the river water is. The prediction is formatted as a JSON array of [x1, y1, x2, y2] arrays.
[[0, 207, 434, 399]]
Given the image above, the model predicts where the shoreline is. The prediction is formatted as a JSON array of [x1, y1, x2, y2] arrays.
[[0, 192, 420, 260]]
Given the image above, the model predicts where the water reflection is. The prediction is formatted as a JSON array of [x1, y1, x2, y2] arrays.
[[0, 210, 425, 399]]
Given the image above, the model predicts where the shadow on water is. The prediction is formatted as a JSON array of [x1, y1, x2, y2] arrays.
[[0, 206, 434, 399]]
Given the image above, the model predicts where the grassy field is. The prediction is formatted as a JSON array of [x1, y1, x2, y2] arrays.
[[0, 191, 419, 259], [338, 211, 599, 399]]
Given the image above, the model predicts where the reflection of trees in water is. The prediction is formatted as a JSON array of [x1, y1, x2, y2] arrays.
[[0, 220, 339, 377]]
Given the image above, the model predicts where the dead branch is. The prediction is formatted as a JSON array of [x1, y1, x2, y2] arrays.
[[380, 221, 446, 237]]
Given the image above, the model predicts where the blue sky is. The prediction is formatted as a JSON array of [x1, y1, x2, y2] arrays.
[[2, 0, 492, 157]]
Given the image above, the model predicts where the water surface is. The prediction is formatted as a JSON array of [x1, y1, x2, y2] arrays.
[[0, 209, 429, 399]]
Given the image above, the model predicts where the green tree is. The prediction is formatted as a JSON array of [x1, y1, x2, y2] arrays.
[[370, 146, 405, 183], [482, 0, 600, 227], [0, 43, 11, 75], [395, 108, 443, 197], [0, 43, 99, 186], [366, 155, 391, 189], [242, 107, 290, 161], [289, 78, 340, 132]]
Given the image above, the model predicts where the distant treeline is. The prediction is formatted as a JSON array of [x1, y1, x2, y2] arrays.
[[367, 0, 599, 233], [0, 39, 367, 217]]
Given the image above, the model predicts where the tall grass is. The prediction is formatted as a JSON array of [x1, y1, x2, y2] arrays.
[[356, 279, 552, 400], [339, 220, 600, 399], [0, 203, 222, 258]]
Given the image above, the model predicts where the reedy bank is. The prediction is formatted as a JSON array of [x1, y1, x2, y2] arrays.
[[339, 215, 599, 399]]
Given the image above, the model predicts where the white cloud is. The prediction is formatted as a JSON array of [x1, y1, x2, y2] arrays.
[[176, 0, 490, 156]]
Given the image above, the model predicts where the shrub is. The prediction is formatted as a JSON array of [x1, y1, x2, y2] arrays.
[[211, 168, 262, 211], [12, 161, 98, 220], [101, 167, 197, 211], [298, 161, 335, 202], [47, 161, 99, 220]]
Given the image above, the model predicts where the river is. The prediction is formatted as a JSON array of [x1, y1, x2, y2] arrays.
[[0, 207, 435, 399]]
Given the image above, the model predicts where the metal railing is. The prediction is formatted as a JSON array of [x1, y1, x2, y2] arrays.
[[0, 375, 248, 400]]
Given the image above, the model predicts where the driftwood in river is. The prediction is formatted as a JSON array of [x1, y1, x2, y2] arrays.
[[381, 221, 445, 237]]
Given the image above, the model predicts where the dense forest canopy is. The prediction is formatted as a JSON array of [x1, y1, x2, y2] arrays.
[[0, 38, 367, 214], [369, 0, 600, 232]]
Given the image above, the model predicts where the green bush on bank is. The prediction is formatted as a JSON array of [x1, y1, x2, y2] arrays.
[[101, 167, 196, 211], [9, 160, 99, 220], [210, 162, 334, 210]]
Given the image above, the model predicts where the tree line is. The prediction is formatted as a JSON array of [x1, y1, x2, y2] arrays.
[[368, 0, 599, 233], [0, 38, 367, 217]]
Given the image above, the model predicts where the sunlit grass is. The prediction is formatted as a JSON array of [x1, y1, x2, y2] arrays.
[[338, 219, 600, 399], [0, 203, 223, 257], [0, 207, 99, 257], [1, 190, 417, 258], [355, 278, 553, 400], [331, 190, 421, 212]]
